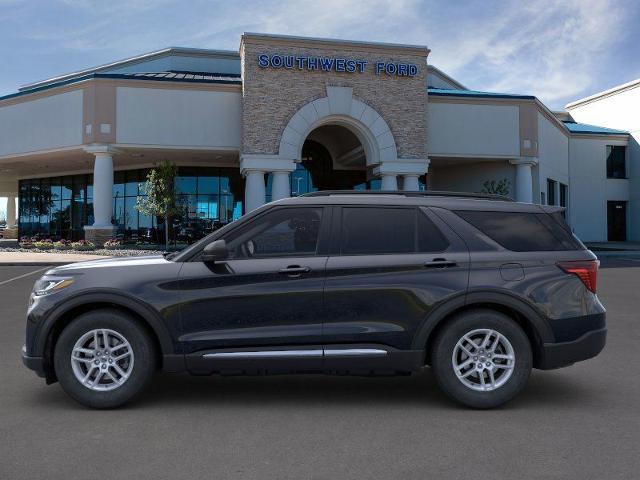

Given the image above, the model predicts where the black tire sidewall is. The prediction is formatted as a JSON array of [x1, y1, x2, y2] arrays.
[[431, 309, 532, 409], [53, 309, 156, 409]]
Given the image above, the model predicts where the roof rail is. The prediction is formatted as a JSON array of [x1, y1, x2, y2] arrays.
[[300, 190, 514, 201]]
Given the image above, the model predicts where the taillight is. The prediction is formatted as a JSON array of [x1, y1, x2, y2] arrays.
[[557, 260, 599, 293]]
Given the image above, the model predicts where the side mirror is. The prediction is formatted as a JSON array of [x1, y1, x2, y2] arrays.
[[201, 239, 229, 263]]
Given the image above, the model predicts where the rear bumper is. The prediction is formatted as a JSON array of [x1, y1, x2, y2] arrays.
[[21, 344, 46, 378], [538, 327, 607, 370]]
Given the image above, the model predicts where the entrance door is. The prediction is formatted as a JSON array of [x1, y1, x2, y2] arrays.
[[607, 201, 627, 241]]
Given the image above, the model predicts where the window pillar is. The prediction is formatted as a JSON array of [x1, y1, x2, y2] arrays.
[[510, 158, 538, 203], [83, 145, 117, 245]]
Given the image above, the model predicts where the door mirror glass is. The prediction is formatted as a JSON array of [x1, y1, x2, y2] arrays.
[[201, 239, 229, 263]]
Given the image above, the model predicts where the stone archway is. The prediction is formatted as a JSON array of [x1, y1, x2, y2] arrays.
[[278, 86, 398, 166]]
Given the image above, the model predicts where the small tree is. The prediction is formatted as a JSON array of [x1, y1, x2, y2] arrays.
[[481, 178, 510, 196], [136, 161, 180, 249]]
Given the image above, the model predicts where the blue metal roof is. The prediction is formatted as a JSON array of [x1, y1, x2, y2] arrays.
[[0, 71, 242, 102], [562, 121, 628, 135], [428, 87, 535, 100]]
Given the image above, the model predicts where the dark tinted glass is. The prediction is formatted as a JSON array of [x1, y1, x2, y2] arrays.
[[455, 210, 582, 251], [547, 179, 556, 205], [341, 207, 414, 255], [418, 210, 449, 252], [607, 145, 626, 179], [228, 207, 323, 258]]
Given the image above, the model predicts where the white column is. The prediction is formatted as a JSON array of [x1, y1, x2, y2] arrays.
[[244, 170, 266, 213], [6, 195, 16, 228], [381, 174, 398, 191], [271, 171, 291, 201], [92, 152, 115, 227], [510, 158, 536, 203], [402, 174, 420, 191]]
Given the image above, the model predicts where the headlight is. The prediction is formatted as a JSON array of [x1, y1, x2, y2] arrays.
[[33, 277, 74, 296]]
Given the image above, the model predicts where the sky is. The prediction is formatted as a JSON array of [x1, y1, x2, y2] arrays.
[[0, 0, 639, 110]]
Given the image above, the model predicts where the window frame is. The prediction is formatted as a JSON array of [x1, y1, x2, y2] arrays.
[[220, 205, 330, 260], [331, 205, 449, 257], [606, 145, 627, 179]]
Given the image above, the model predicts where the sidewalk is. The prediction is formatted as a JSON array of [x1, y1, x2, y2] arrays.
[[0, 251, 109, 265]]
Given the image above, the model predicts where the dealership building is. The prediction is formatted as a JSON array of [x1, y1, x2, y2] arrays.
[[0, 33, 637, 244]]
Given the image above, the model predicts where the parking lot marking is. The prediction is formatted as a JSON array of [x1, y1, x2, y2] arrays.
[[0, 267, 49, 286]]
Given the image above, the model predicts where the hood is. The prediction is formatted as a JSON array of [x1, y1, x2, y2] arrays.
[[47, 255, 170, 273]]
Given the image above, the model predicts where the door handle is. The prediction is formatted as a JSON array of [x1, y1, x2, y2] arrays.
[[424, 258, 457, 268], [278, 266, 311, 275]]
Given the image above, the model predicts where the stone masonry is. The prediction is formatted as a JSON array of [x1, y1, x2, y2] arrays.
[[240, 34, 429, 161]]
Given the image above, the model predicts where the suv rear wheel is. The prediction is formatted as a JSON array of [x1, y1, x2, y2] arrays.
[[53, 309, 156, 408], [431, 309, 532, 408]]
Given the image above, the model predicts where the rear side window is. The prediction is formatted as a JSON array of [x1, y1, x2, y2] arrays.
[[454, 210, 582, 251], [340, 207, 449, 255]]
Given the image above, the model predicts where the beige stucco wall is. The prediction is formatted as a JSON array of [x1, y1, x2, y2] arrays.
[[240, 36, 428, 160]]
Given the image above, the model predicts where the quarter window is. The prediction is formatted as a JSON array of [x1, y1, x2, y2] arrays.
[[227, 207, 323, 258]]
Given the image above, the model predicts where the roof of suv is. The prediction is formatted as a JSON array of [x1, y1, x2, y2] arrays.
[[273, 191, 559, 213]]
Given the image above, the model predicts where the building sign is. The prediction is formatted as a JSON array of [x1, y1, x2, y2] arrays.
[[257, 53, 418, 77]]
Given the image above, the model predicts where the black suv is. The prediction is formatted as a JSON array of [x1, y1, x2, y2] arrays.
[[22, 191, 606, 409]]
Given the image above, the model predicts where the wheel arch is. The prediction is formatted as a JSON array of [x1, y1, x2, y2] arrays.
[[37, 291, 180, 382], [414, 291, 554, 369]]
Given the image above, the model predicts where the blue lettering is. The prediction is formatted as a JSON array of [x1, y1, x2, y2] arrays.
[[258, 54, 269, 68], [308, 57, 318, 70], [320, 57, 335, 71], [386, 63, 397, 75], [346, 60, 356, 73], [375, 62, 385, 75], [271, 55, 283, 68], [297, 56, 307, 69], [335, 58, 346, 72], [283, 55, 294, 69], [398, 64, 408, 76], [357, 61, 367, 73], [408, 64, 417, 76]]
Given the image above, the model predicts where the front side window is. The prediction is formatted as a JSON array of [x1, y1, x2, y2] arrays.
[[606, 145, 626, 179], [226, 207, 323, 258]]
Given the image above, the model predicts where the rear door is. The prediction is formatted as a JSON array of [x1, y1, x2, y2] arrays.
[[322, 205, 470, 359]]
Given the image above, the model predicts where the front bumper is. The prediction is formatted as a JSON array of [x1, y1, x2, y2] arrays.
[[538, 328, 607, 370], [21, 344, 46, 378]]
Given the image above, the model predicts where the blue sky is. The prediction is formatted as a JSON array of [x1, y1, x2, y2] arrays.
[[1, 0, 639, 109]]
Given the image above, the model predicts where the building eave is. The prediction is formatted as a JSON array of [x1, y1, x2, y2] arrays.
[[565, 78, 640, 109]]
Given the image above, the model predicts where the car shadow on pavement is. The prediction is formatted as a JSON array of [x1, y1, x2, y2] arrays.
[[126, 368, 593, 411]]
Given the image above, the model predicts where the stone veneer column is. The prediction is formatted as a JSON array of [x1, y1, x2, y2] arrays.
[[83, 145, 117, 245], [510, 158, 538, 203]]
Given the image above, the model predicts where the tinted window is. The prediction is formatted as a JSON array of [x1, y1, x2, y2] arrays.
[[341, 207, 414, 255], [455, 210, 582, 251], [607, 145, 626, 179], [418, 209, 450, 252], [227, 207, 323, 258]]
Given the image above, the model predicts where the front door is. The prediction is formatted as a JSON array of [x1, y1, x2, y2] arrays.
[[607, 201, 627, 241], [178, 206, 330, 373]]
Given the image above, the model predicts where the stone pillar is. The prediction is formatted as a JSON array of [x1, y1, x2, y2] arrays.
[[271, 171, 291, 201], [380, 174, 398, 191], [510, 158, 537, 203], [402, 174, 420, 191], [244, 170, 266, 213], [6, 195, 16, 228], [83, 145, 117, 245]]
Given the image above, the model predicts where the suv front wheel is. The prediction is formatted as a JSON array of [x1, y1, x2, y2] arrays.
[[431, 309, 532, 408], [53, 309, 157, 409]]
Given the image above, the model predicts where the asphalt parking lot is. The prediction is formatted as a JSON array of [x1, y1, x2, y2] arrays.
[[1, 259, 639, 479]]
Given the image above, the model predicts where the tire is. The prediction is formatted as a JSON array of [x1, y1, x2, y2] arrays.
[[431, 309, 532, 409], [53, 309, 157, 409]]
